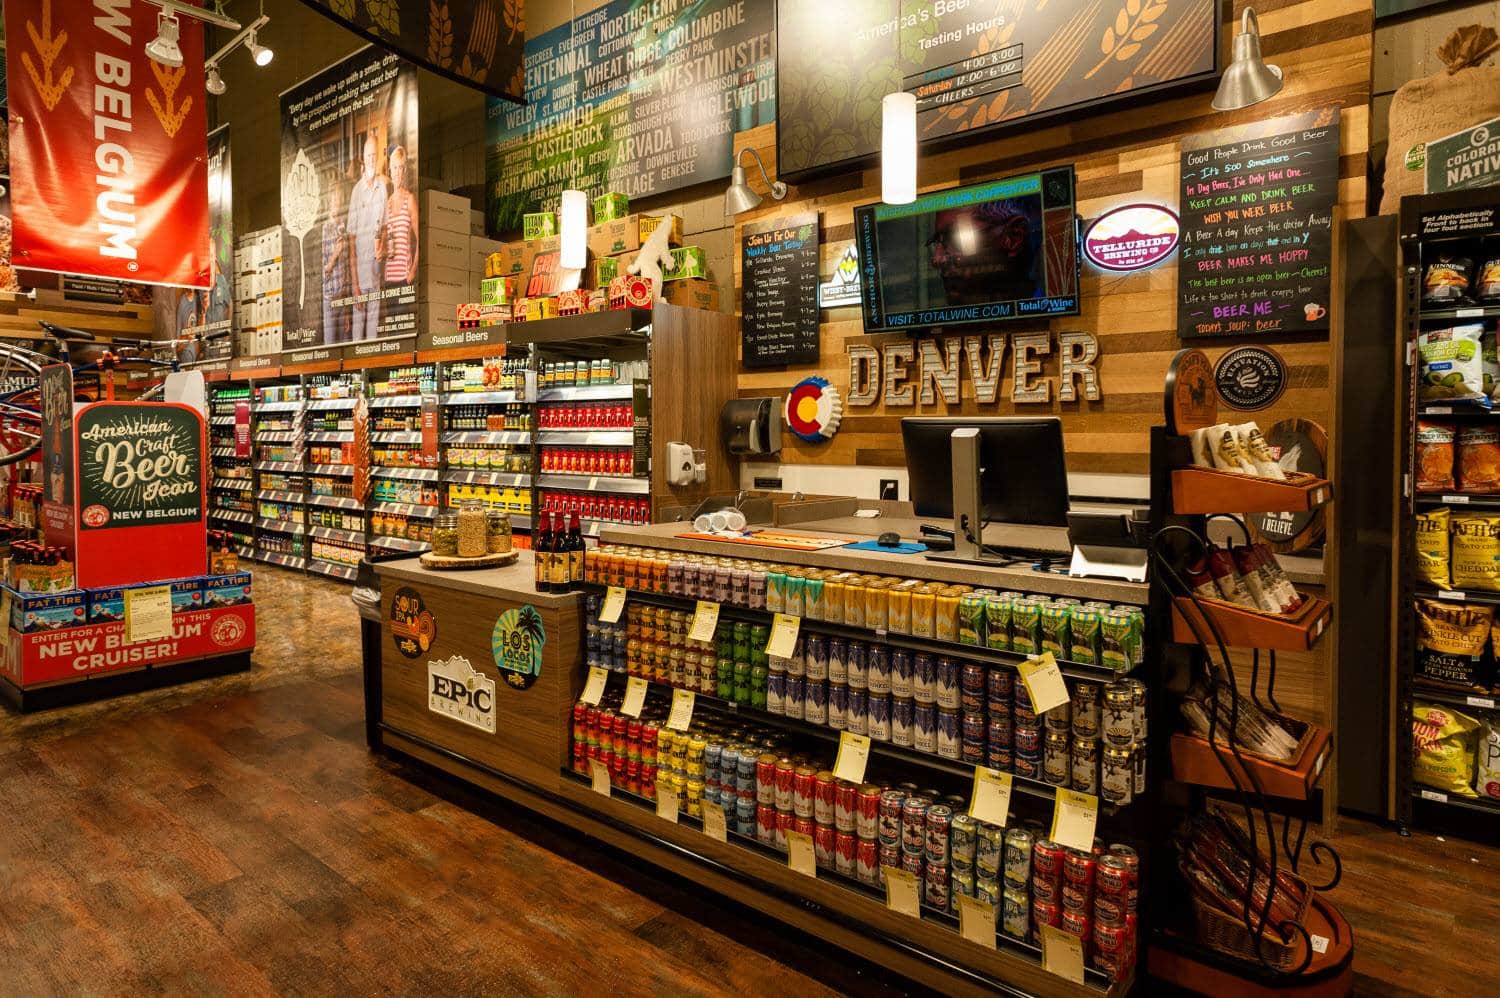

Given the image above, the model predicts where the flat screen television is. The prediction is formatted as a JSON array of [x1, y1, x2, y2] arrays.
[[853, 166, 1080, 332]]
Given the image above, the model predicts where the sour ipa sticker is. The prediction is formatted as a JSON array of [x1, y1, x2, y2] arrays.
[[77, 406, 203, 529]]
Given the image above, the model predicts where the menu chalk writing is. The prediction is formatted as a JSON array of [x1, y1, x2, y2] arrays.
[[1177, 107, 1339, 339], [742, 212, 821, 368]]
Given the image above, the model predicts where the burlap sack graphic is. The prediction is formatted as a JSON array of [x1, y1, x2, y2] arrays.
[[1381, 25, 1500, 215]]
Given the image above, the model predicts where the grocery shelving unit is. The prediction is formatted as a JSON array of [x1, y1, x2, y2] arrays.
[[250, 382, 307, 570], [564, 521, 1151, 994], [206, 384, 255, 556], [303, 375, 365, 582], [1395, 187, 1500, 840]]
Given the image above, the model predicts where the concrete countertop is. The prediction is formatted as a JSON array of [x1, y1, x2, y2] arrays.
[[374, 552, 582, 608]]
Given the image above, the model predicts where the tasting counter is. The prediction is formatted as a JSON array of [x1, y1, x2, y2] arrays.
[[365, 530, 1147, 998]]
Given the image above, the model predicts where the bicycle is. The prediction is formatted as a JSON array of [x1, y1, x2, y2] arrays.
[[0, 321, 231, 466]]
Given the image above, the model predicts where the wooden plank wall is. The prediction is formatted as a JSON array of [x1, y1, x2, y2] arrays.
[[732, 0, 1373, 479]]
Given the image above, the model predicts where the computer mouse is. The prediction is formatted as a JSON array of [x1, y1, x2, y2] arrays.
[[877, 531, 902, 548]]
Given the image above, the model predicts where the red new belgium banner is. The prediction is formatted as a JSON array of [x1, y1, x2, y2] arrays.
[[5, 0, 210, 288]]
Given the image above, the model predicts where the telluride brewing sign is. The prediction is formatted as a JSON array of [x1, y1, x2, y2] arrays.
[[77, 405, 203, 530]]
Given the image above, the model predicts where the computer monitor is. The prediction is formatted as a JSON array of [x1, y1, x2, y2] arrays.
[[901, 416, 1071, 528]]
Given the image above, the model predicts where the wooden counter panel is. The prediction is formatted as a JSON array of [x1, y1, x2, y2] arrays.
[[379, 579, 581, 791]]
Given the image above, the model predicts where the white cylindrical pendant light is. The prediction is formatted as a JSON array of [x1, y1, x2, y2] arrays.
[[560, 189, 588, 270], [882, 92, 918, 205]]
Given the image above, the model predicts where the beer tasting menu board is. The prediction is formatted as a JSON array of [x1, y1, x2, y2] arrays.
[[742, 213, 821, 368], [1177, 108, 1340, 339]]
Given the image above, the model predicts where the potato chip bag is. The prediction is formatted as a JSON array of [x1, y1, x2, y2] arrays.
[[1415, 509, 1451, 589], [1419, 325, 1488, 405], [1412, 703, 1481, 797], [1415, 598, 1492, 689], [1478, 719, 1500, 800], [1458, 425, 1500, 493], [1416, 421, 1456, 493], [1451, 512, 1500, 591]]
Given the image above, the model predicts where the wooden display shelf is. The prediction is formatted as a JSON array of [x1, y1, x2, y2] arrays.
[[1171, 596, 1331, 652], [1170, 721, 1331, 801], [1148, 894, 1353, 998], [1171, 467, 1332, 515]]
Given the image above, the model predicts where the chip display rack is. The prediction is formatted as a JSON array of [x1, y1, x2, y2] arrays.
[[1394, 187, 1500, 840]]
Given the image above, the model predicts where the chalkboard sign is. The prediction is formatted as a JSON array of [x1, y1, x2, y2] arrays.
[[1177, 108, 1340, 339], [742, 212, 821, 368], [77, 404, 204, 531]]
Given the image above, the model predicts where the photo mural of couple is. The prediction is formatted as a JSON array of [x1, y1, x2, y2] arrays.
[[281, 47, 419, 350]]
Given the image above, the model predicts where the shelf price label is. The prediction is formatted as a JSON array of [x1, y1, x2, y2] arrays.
[[656, 791, 679, 824], [599, 586, 627, 623], [1050, 789, 1099, 852], [786, 831, 817, 877], [833, 731, 871, 785], [702, 805, 728, 842], [1019, 653, 1070, 714], [580, 666, 609, 706], [766, 612, 801, 659], [689, 601, 721, 643], [590, 759, 611, 797], [667, 689, 696, 731], [957, 894, 997, 949], [124, 586, 174, 645], [621, 676, 649, 718], [883, 867, 920, 918], [1040, 924, 1086, 984], [969, 767, 1013, 828]]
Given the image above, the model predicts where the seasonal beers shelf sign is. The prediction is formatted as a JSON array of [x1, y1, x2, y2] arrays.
[[69, 402, 208, 588]]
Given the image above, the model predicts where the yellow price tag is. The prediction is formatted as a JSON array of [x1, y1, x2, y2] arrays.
[[702, 805, 728, 842], [833, 731, 871, 785], [666, 688, 696, 731], [786, 831, 817, 877], [123, 585, 174, 645], [599, 586, 627, 623], [957, 894, 997, 949], [1040, 924, 1086, 984], [969, 767, 1013, 827], [580, 666, 609, 706], [688, 601, 720, 643], [765, 612, 801, 659], [589, 759, 611, 796], [656, 790, 679, 823], [1019, 652, 1071, 714], [621, 676, 649, 718], [883, 867, 920, 917], [1050, 789, 1099, 852]]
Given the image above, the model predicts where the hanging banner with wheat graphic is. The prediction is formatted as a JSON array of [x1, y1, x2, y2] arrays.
[[4, 0, 210, 288], [777, 0, 1218, 180], [298, 0, 525, 102]]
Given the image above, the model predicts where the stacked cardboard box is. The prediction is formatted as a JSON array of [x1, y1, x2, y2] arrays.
[[419, 190, 476, 342], [234, 227, 284, 356]]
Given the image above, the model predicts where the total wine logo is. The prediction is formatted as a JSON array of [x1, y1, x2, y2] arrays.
[[1082, 204, 1180, 273]]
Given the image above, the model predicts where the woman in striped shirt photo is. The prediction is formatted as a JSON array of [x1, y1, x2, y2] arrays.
[[382, 145, 419, 290]]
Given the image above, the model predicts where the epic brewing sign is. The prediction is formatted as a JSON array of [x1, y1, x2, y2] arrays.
[[72, 402, 207, 588], [1177, 107, 1340, 338]]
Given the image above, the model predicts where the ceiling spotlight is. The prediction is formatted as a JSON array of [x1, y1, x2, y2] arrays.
[[145, 11, 184, 68], [206, 63, 226, 95], [247, 32, 274, 67]]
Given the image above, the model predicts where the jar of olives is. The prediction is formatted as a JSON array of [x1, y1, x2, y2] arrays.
[[432, 512, 460, 557], [486, 509, 512, 554]]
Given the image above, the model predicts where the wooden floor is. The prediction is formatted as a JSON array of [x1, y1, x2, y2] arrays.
[[0, 566, 1495, 996]]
